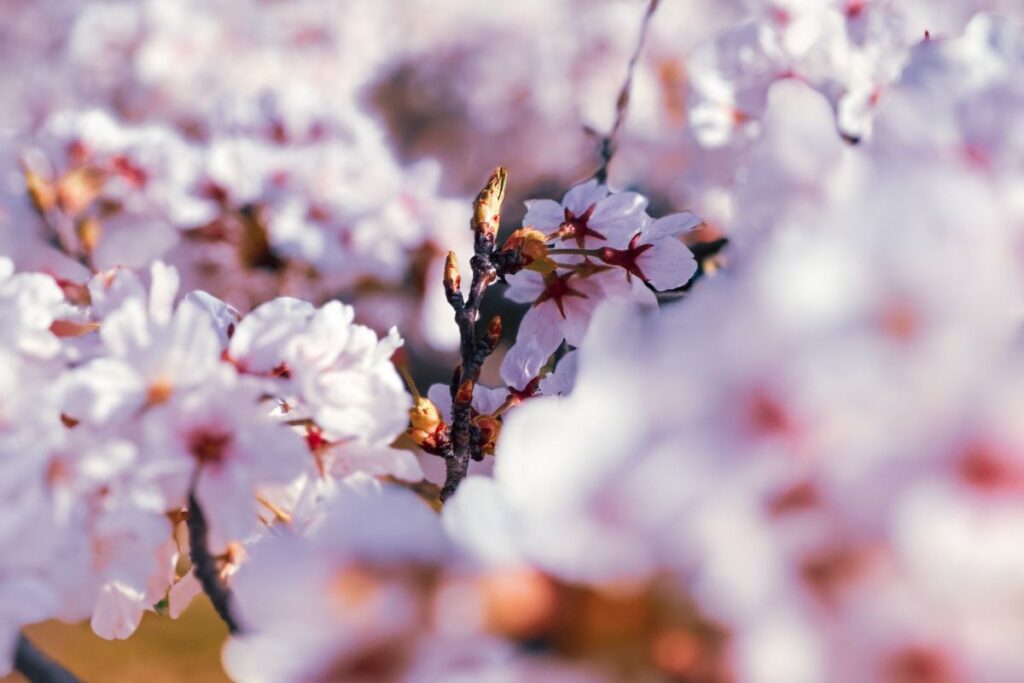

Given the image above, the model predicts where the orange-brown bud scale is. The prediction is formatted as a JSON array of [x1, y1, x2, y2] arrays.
[[487, 315, 502, 343], [443, 251, 461, 291], [455, 379, 475, 405], [409, 396, 442, 433], [77, 217, 101, 255], [471, 167, 507, 238], [472, 414, 501, 456], [501, 227, 555, 274], [24, 168, 56, 214], [57, 166, 105, 216]]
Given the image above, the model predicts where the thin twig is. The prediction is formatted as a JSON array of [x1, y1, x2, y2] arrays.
[[186, 489, 242, 634], [14, 634, 81, 683], [439, 169, 508, 501], [593, 0, 662, 183]]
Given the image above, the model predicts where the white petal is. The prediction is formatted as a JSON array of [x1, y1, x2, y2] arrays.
[[562, 179, 607, 215], [91, 582, 146, 640], [229, 297, 314, 372], [503, 270, 546, 304], [500, 335, 549, 391], [644, 211, 703, 241], [638, 238, 698, 291], [168, 570, 203, 619], [522, 199, 565, 231], [514, 306, 567, 364]]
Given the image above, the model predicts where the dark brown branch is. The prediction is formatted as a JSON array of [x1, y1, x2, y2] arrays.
[[593, 0, 662, 183], [14, 634, 81, 683], [439, 169, 507, 502], [186, 490, 242, 634]]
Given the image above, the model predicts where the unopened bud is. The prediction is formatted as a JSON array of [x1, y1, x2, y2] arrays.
[[409, 396, 442, 433], [471, 167, 507, 238], [443, 251, 461, 293], [24, 168, 56, 214], [486, 315, 502, 346], [473, 414, 501, 456], [501, 227, 555, 274], [77, 217, 101, 255], [57, 166, 105, 216]]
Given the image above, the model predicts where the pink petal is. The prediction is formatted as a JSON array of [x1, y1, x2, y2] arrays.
[[638, 238, 698, 291], [562, 179, 607, 215], [643, 211, 703, 241], [522, 199, 566, 231]]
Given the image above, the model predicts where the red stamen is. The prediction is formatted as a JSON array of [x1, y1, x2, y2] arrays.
[[560, 205, 605, 249], [599, 232, 655, 282], [533, 272, 588, 319]]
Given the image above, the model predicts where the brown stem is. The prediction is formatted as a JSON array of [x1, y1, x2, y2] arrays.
[[14, 634, 81, 683], [440, 169, 507, 501], [548, 247, 603, 257], [186, 489, 242, 634], [593, 0, 662, 183]]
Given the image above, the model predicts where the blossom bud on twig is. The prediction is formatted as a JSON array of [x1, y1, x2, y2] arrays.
[[486, 315, 502, 347], [76, 217, 101, 256], [471, 166, 507, 238], [501, 228, 555, 274], [443, 250, 461, 295]]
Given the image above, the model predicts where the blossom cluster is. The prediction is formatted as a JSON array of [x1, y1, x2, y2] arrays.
[[0, 257, 418, 671]]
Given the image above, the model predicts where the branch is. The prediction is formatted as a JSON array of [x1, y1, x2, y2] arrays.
[[186, 490, 242, 634], [439, 168, 507, 502], [14, 634, 81, 683], [593, 0, 662, 183]]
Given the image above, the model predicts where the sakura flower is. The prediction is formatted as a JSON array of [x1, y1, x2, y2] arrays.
[[281, 301, 410, 445], [60, 280, 223, 423], [523, 179, 648, 250], [503, 265, 651, 373], [599, 211, 701, 291], [143, 366, 308, 552], [0, 257, 66, 359]]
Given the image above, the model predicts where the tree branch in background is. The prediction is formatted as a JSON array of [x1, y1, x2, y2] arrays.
[[593, 0, 662, 183], [14, 634, 81, 683], [186, 490, 242, 634]]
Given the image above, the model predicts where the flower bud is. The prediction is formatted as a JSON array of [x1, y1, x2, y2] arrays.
[[24, 168, 56, 214], [409, 396, 442, 433], [77, 217, 101, 255], [57, 166, 105, 216], [471, 166, 507, 238], [501, 228, 555, 274], [486, 315, 502, 347], [473, 414, 501, 456], [443, 250, 461, 293]]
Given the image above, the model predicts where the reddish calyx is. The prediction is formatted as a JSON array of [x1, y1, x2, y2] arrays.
[[534, 272, 588, 318], [188, 430, 233, 465], [559, 205, 605, 249], [599, 232, 653, 282]]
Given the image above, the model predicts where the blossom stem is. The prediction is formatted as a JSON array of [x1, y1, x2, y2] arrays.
[[14, 634, 81, 683], [186, 489, 242, 634], [548, 248, 602, 257], [592, 0, 661, 183]]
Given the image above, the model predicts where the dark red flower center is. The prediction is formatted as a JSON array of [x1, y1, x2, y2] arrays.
[[599, 232, 654, 281], [533, 272, 588, 319], [188, 429, 233, 465], [560, 205, 605, 248]]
